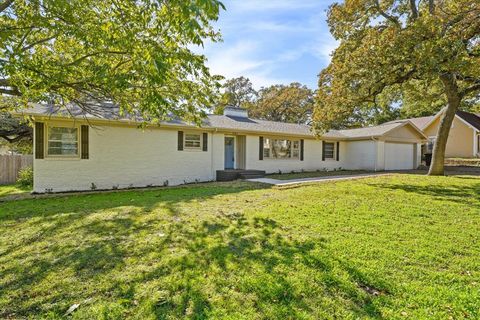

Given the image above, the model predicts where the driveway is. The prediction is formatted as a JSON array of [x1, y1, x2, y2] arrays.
[[247, 172, 389, 186]]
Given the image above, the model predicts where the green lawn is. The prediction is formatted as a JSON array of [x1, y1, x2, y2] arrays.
[[268, 169, 372, 180], [0, 184, 31, 198], [0, 175, 479, 319]]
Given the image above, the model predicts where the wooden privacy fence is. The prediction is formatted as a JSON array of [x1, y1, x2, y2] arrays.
[[0, 155, 33, 185]]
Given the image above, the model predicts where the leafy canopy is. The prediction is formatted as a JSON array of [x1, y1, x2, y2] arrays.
[[213, 76, 257, 114], [0, 0, 225, 123], [213, 78, 314, 124], [249, 83, 314, 124], [314, 0, 480, 132]]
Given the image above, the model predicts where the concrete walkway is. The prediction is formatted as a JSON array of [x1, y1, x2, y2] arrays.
[[247, 172, 389, 186]]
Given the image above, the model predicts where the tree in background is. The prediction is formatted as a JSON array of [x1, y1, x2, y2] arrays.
[[0, 0, 224, 125], [213, 77, 257, 114], [250, 83, 314, 124], [314, 0, 480, 175], [0, 111, 32, 153]]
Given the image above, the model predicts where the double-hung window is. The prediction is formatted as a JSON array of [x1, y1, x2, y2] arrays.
[[47, 126, 79, 156], [184, 133, 202, 150], [324, 142, 335, 159], [263, 138, 300, 159]]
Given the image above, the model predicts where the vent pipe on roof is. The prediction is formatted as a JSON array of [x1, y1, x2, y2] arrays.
[[223, 106, 248, 118]]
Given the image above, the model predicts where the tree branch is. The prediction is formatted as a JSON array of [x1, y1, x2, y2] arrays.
[[0, 88, 20, 96], [461, 82, 480, 97], [429, 0, 435, 14], [410, 0, 419, 20], [21, 34, 58, 52], [64, 50, 128, 66], [373, 0, 401, 27], [0, 0, 14, 14]]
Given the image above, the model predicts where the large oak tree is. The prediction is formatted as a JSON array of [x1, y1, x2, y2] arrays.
[[0, 0, 224, 142], [314, 0, 480, 175], [250, 83, 314, 124], [213, 76, 257, 114]]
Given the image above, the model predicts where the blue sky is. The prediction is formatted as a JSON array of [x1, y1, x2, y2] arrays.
[[200, 0, 338, 90]]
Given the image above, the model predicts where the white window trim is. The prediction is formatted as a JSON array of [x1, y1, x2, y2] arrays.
[[263, 137, 300, 160], [46, 125, 80, 159], [183, 131, 203, 151], [323, 141, 336, 160]]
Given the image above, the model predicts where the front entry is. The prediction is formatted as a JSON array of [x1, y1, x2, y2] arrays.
[[224, 137, 235, 169]]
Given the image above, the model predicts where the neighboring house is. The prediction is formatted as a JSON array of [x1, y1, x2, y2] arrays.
[[16, 105, 426, 193], [403, 109, 480, 158]]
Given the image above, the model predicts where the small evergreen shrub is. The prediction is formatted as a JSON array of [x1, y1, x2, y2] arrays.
[[16, 167, 33, 187]]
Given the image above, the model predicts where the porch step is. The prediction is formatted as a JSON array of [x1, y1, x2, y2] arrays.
[[216, 169, 266, 181]]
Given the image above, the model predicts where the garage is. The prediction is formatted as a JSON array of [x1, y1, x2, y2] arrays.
[[385, 142, 415, 170]]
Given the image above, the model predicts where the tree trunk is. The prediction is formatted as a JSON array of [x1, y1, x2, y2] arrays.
[[428, 73, 461, 175]]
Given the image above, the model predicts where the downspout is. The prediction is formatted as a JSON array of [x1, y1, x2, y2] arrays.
[[211, 128, 218, 181], [371, 137, 378, 172]]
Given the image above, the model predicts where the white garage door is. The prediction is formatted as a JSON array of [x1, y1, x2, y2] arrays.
[[385, 142, 414, 170]]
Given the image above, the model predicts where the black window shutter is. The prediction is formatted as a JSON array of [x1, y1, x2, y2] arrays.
[[81, 125, 89, 159], [336, 141, 340, 161], [202, 132, 208, 151], [35, 122, 44, 159], [178, 131, 184, 151], [259, 136, 264, 160], [321, 141, 325, 161], [300, 139, 304, 161]]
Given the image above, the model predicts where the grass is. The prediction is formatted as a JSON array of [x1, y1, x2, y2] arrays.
[[0, 184, 31, 198], [268, 169, 371, 180], [0, 175, 479, 319]]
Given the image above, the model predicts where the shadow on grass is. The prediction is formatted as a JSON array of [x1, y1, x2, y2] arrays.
[[368, 179, 480, 205], [0, 181, 387, 318]]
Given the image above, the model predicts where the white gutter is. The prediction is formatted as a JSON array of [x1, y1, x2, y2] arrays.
[[371, 137, 378, 172]]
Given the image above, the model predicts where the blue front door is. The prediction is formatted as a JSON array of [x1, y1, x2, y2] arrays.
[[225, 137, 235, 169]]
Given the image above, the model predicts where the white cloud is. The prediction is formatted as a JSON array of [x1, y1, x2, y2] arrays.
[[202, 40, 292, 88], [195, 0, 339, 89]]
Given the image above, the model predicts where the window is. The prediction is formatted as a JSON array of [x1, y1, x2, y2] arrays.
[[427, 137, 436, 153], [184, 133, 201, 149], [47, 126, 78, 156], [263, 138, 300, 159], [324, 142, 335, 159]]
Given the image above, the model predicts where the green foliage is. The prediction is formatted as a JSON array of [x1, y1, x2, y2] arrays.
[[0, 139, 32, 154], [214, 78, 314, 124], [250, 82, 314, 124], [314, 0, 480, 132], [0, 111, 32, 146], [213, 77, 257, 114], [16, 166, 33, 187], [0, 175, 479, 318], [0, 0, 225, 123]]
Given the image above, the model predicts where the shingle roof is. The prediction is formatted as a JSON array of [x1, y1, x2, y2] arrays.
[[15, 103, 424, 140], [324, 121, 418, 139], [405, 116, 434, 129], [204, 115, 312, 136], [404, 110, 480, 131], [456, 110, 480, 131], [17, 103, 314, 137]]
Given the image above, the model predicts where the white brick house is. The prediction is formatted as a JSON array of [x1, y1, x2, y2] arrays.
[[17, 105, 426, 193]]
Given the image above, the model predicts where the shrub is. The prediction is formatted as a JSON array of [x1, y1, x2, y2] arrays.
[[16, 167, 33, 187]]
